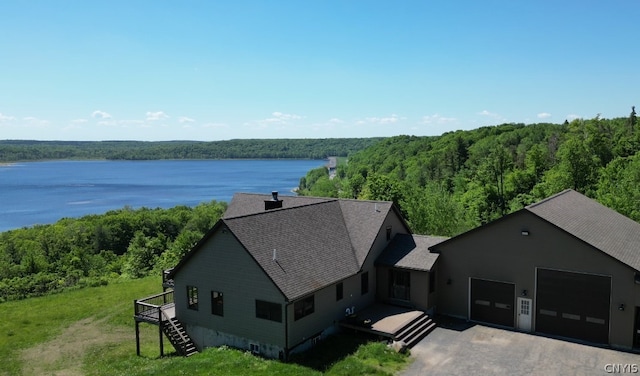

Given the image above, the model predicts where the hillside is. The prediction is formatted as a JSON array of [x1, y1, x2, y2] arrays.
[[299, 112, 640, 236], [0, 138, 383, 162]]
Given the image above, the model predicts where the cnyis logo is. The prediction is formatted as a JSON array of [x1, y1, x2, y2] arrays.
[[604, 364, 639, 373]]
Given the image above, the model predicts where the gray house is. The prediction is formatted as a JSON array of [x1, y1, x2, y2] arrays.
[[158, 192, 433, 359], [134, 189, 640, 358], [431, 189, 640, 350]]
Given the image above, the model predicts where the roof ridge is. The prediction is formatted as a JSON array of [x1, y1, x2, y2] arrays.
[[335, 200, 361, 271], [525, 189, 574, 209], [225, 198, 339, 220]]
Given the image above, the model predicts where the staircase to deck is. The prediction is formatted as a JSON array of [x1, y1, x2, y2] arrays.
[[392, 312, 437, 348], [161, 314, 198, 357]]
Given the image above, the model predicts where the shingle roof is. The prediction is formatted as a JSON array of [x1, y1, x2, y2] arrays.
[[223, 193, 332, 219], [376, 234, 447, 271], [224, 201, 360, 300], [174, 193, 406, 301], [525, 189, 640, 271]]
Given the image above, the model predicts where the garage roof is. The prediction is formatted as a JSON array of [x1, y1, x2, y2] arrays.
[[526, 189, 640, 272]]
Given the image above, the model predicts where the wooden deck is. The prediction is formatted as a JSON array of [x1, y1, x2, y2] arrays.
[[134, 290, 176, 324]]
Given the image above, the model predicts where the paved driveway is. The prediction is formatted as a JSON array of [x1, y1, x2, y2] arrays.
[[404, 320, 639, 376]]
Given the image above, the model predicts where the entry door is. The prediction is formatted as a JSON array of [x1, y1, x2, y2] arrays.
[[517, 297, 532, 332], [389, 269, 410, 301]]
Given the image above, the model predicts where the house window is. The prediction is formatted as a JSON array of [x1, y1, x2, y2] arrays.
[[211, 291, 223, 316], [361, 272, 369, 295], [429, 270, 436, 293], [336, 282, 344, 301], [187, 285, 198, 310], [386, 226, 392, 241], [256, 300, 282, 323], [294, 295, 315, 321]]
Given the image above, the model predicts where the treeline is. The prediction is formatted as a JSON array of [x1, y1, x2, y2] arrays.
[[0, 201, 227, 302], [0, 138, 382, 162], [299, 110, 640, 236]]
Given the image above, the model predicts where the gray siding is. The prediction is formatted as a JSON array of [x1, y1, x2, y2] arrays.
[[174, 226, 286, 349], [433, 210, 640, 349], [287, 208, 411, 348]]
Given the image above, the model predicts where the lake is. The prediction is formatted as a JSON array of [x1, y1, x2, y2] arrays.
[[0, 159, 325, 232]]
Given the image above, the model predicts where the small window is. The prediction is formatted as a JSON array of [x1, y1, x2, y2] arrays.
[[336, 282, 343, 301], [187, 285, 198, 310], [429, 270, 436, 293], [361, 272, 369, 295], [249, 343, 260, 355], [386, 226, 392, 241], [256, 300, 282, 322], [211, 291, 223, 316], [294, 295, 315, 321]]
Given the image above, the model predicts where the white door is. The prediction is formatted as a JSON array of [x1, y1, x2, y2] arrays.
[[517, 297, 532, 332]]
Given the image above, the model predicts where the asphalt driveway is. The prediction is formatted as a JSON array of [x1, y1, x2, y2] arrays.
[[404, 318, 639, 376]]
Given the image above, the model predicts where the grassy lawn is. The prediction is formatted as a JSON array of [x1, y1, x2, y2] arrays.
[[0, 277, 412, 376]]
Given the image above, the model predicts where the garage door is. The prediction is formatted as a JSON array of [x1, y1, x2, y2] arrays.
[[536, 268, 610, 344], [470, 278, 515, 327]]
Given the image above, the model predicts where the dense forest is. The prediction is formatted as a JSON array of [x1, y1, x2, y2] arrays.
[[299, 110, 640, 237], [0, 201, 227, 302], [3, 110, 639, 303], [0, 138, 382, 162]]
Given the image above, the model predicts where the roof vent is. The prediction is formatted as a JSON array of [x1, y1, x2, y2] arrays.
[[264, 191, 283, 210]]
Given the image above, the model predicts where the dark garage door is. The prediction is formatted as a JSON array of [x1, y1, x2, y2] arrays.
[[470, 278, 515, 327], [536, 268, 611, 344]]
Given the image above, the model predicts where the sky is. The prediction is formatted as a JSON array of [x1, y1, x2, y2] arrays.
[[1, 1, 639, 141]]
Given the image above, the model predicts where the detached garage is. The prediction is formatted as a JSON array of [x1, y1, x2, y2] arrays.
[[430, 189, 640, 351]]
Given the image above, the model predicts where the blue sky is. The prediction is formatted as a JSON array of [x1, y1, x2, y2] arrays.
[[1, 1, 638, 141]]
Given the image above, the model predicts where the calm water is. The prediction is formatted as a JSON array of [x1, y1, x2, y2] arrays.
[[0, 159, 325, 232]]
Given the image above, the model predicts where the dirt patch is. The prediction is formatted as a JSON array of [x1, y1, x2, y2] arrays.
[[21, 317, 130, 376]]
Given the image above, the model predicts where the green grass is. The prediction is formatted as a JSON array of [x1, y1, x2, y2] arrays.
[[0, 277, 412, 376]]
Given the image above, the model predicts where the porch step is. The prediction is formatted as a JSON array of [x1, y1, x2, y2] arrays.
[[162, 317, 199, 357], [393, 313, 436, 348]]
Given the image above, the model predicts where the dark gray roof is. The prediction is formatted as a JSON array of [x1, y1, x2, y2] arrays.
[[377, 234, 447, 271], [224, 201, 359, 300], [526, 189, 640, 271], [339, 200, 394, 266], [176, 193, 408, 301], [223, 193, 332, 219]]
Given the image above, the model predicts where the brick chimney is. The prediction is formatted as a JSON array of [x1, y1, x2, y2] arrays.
[[264, 191, 283, 210]]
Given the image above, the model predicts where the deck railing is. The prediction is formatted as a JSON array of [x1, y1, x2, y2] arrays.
[[134, 290, 174, 323], [163, 268, 175, 288]]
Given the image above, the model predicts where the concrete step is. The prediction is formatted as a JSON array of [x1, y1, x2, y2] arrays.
[[394, 313, 437, 348]]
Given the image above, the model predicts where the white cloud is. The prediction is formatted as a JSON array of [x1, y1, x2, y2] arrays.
[[72, 118, 88, 124], [22, 117, 49, 127], [91, 110, 111, 119], [566, 114, 580, 121], [258, 112, 303, 125], [0, 113, 16, 122], [537, 112, 552, 119], [329, 118, 344, 124], [421, 114, 457, 125], [478, 110, 500, 118], [146, 111, 169, 121], [358, 114, 405, 125], [202, 123, 228, 129], [178, 116, 195, 123]]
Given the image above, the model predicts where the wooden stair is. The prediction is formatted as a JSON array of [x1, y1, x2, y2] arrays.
[[392, 312, 436, 348], [162, 317, 198, 357]]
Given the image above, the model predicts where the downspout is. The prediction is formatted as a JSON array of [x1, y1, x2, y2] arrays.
[[284, 301, 290, 361]]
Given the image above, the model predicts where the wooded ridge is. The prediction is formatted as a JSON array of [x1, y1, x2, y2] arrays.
[[0, 138, 383, 161], [299, 111, 640, 237]]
